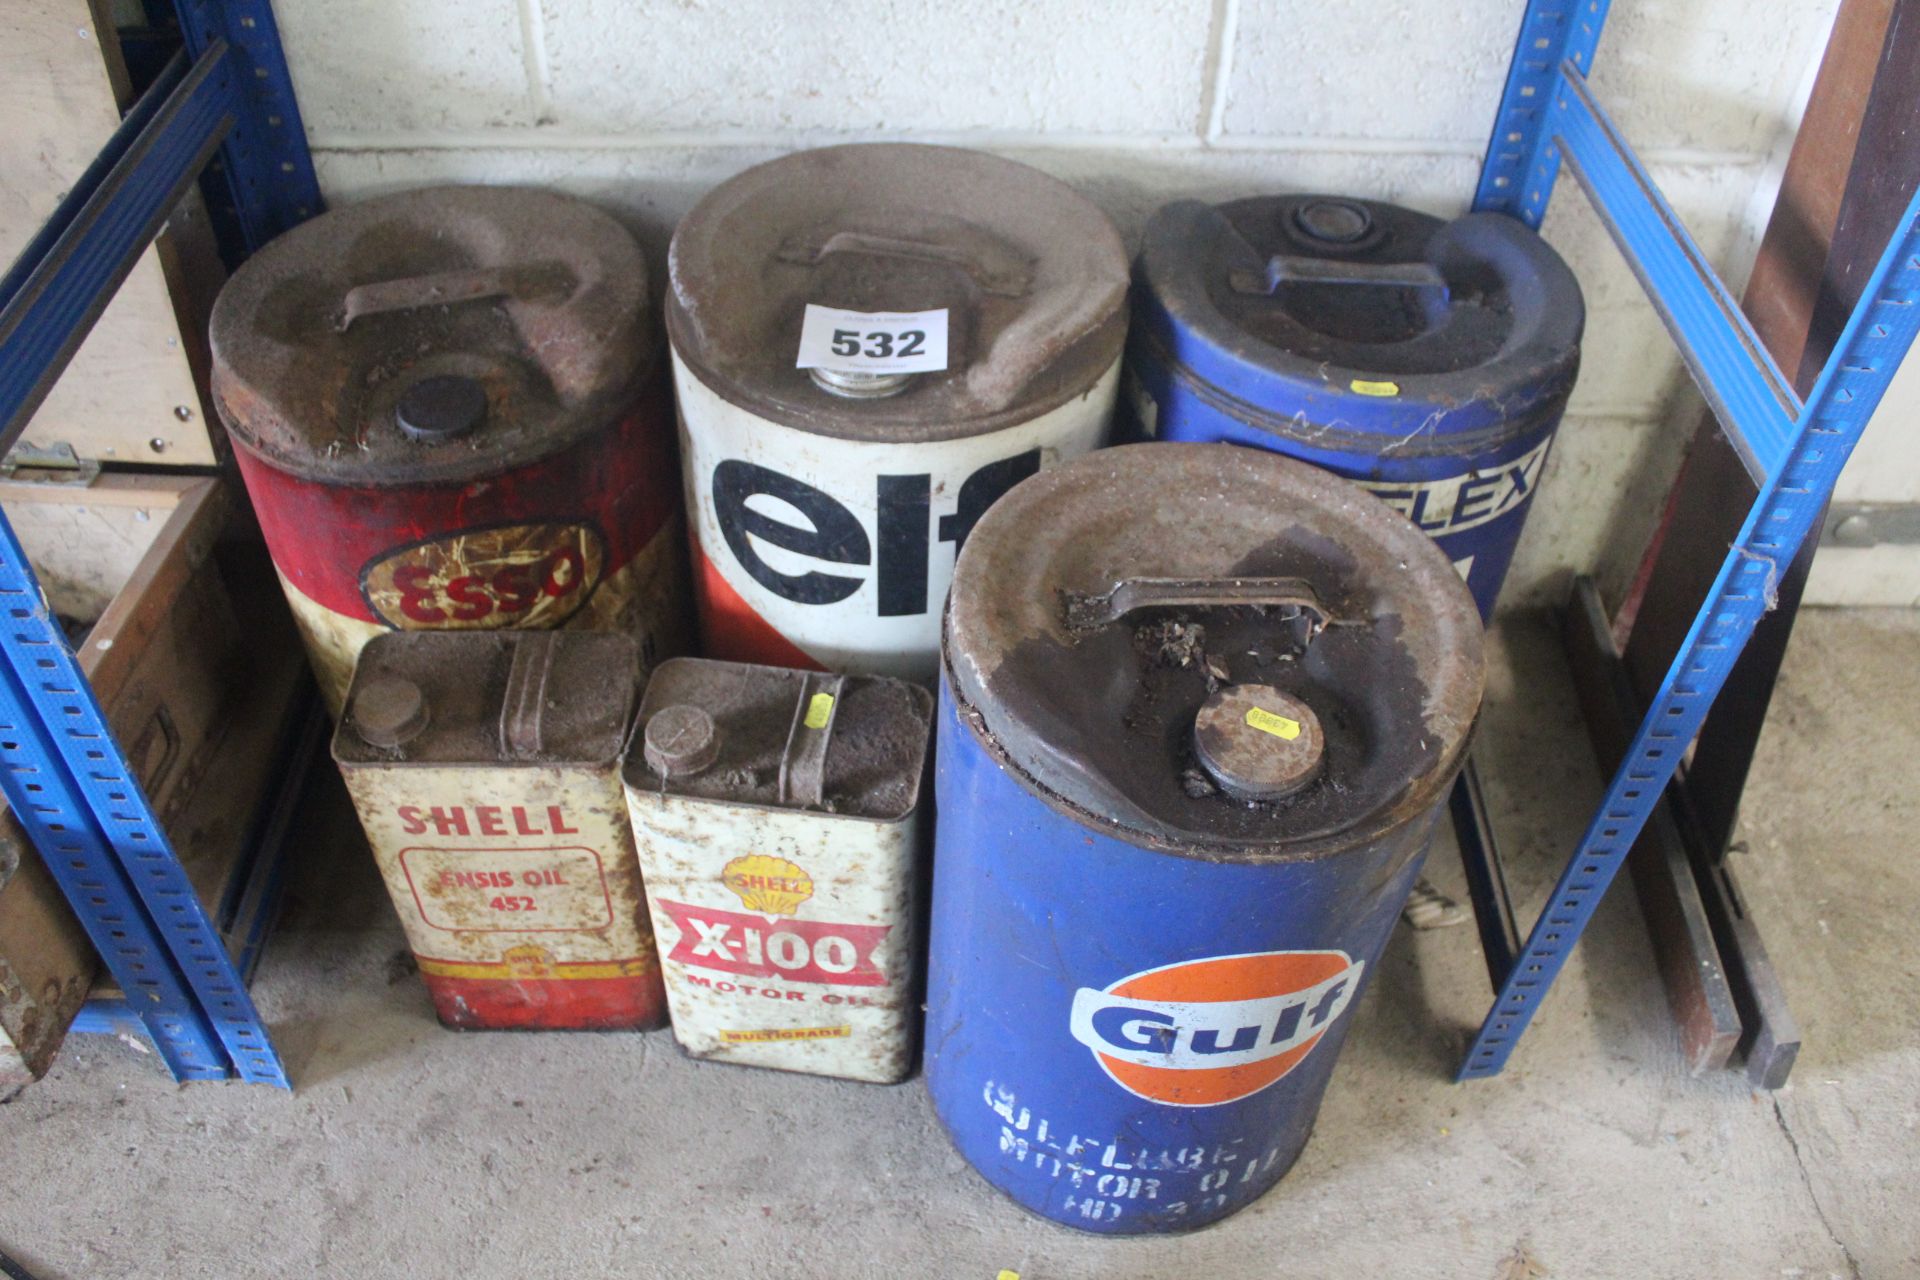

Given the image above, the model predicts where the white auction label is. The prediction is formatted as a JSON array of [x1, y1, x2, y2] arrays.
[[795, 305, 949, 374]]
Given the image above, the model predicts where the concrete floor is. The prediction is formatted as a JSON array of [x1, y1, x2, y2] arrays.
[[2, 607, 1915, 1280]]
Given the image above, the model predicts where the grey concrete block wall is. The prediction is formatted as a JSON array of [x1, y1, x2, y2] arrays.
[[276, 0, 1840, 613]]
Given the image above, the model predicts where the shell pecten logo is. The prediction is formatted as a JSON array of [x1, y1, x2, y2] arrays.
[[720, 854, 814, 916], [1069, 950, 1364, 1107]]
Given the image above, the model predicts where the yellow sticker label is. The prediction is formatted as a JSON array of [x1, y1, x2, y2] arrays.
[[1350, 379, 1400, 397], [804, 692, 835, 730], [998, 1273, 1021, 1280], [1246, 706, 1302, 740]]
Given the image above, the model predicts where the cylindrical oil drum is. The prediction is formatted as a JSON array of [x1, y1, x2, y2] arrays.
[[926, 444, 1484, 1233], [210, 186, 688, 712], [333, 630, 666, 1031], [667, 143, 1129, 679], [1123, 194, 1583, 618], [624, 658, 933, 1083]]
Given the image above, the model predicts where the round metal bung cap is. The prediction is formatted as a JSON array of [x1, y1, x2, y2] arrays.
[[1292, 199, 1374, 245], [1192, 684, 1326, 802], [351, 676, 431, 749], [644, 704, 722, 779], [808, 367, 916, 400], [394, 374, 488, 442]]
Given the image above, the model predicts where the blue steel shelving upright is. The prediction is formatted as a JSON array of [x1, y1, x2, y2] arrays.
[[1453, 0, 1920, 1079], [0, 1, 321, 1084]]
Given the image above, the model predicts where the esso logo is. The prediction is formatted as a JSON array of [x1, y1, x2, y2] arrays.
[[360, 521, 606, 629], [1069, 950, 1364, 1107]]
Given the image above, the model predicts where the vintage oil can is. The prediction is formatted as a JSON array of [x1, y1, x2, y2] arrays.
[[667, 143, 1129, 678], [334, 630, 666, 1030], [624, 658, 933, 1082], [1124, 194, 1583, 618], [926, 443, 1485, 1232], [211, 185, 688, 711]]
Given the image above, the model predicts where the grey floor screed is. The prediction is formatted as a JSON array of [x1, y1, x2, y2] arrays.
[[1, 608, 1914, 1280]]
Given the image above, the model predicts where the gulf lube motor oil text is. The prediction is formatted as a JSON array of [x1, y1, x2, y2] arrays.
[[926, 444, 1485, 1233], [1123, 194, 1583, 618], [666, 143, 1129, 679], [209, 186, 688, 712]]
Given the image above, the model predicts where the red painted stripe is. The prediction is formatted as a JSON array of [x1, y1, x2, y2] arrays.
[[421, 972, 668, 1031], [690, 542, 826, 670]]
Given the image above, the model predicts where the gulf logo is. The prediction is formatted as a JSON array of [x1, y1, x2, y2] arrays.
[[1068, 950, 1364, 1107]]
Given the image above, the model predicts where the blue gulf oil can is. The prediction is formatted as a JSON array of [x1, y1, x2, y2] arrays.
[[1121, 194, 1583, 617], [925, 444, 1484, 1233]]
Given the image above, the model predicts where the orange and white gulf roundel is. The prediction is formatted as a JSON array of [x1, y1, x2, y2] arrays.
[[1068, 949, 1364, 1107]]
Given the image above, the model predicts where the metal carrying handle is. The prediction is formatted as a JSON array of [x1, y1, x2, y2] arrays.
[[1228, 254, 1450, 299], [336, 261, 578, 331], [775, 230, 1033, 298], [1063, 575, 1336, 643], [776, 671, 845, 809], [499, 633, 559, 757]]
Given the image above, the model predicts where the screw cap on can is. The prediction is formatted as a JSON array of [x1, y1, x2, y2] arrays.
[[644, 704, 722, 779], [1291, 199, 1374, 245], [807, 367, 915, 399], [1191, 684, 1325, 802], [394, 374, 487, 442], [350, 675, 431, 749]]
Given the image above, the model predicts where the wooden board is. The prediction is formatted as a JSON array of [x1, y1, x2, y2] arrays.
[[0, 0, 224, 465]]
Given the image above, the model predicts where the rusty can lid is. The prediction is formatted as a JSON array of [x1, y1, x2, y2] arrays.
[[210, 186, 652, 487], [666, 144, 1129, 442], [625, 658, 932, 822], [331, 630, 641, 766], [944, 443, 1485, 861]]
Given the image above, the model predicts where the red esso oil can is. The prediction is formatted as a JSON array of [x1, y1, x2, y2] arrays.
[[333, 631, 666, 1030], [209, 186, 689, 713], [624, 658, 933, 1082], [666, 143, 1130, 679]]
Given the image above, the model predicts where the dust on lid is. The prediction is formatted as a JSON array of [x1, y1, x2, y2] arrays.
[[210, 186, 652, 486], [625, 657, 933, 823], [333, 631, 641, 767], [1136, 194, 1583, 417], [666, 144, 1129, 442], [943, 443, 1486, 860]]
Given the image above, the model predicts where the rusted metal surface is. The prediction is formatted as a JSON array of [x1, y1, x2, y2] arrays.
[[624, 657, 932, 1084], [668, 144, 1127, 440], [945, 442, 1484, 860], [333, 630, 665, 1031], [667, 144, 1128, 678], [209, 185, 687, 711]]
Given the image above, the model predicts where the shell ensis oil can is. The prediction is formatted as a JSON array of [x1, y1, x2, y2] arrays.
[[624, 658, 933, 1083], [925, 444, 1485, 1233], [334, 630, 666, 1031], [666, 143, 1129, 679], [210, 186, 689, 712]]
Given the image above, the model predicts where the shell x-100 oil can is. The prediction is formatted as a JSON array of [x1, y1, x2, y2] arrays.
[[624, 657, 933, 1082], [334, 630, 666, 1030]]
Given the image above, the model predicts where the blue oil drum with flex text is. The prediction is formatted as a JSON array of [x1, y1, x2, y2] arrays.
[[1121, 194, 1584, 619], [925, 444, 1485, 1233]]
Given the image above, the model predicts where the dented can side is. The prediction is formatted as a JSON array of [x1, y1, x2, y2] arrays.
[[623, 657, 933, 1082], [333, 631, 666, 1031]]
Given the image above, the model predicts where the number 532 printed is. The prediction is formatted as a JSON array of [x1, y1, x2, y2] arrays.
[[796, 304, 950, 375]]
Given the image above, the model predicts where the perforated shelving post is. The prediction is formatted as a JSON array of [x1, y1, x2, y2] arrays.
[[1454, 0, 1920, 1079]]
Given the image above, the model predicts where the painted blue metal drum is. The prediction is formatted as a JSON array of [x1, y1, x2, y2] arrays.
[[926, 444, 1484, 1233], [1121, 194, 1583, 618]]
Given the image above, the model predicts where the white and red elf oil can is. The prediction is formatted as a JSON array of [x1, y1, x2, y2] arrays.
[[210, 186, 688, 712], [665, 143, 1130, 679], [334, 630, 666, 1031], [623, 658, 932, 1082]]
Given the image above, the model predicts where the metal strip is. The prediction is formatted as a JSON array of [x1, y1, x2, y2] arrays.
[[1449, 759, 1522, 990], [1460, 190, 1920, 1080], [171, 0, 325, 253], [1471, 0, 1612, 225], [1551, 65, 1802, 484], [0, 45, 234, 452]]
